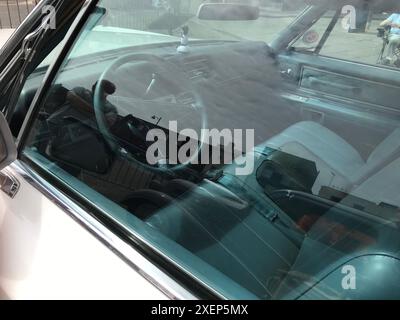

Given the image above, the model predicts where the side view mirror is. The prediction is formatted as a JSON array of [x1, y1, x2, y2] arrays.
[[0, 112, 17, 171], [197, 3, 260, 21]]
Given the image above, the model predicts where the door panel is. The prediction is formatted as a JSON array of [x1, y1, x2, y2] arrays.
[[279, 52, 400, 109], [300, 65, 400, 110], [278, 52, 400, 158]]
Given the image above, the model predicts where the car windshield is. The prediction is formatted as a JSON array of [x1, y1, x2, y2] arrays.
[[22, 0, 400, 299], [68, 0, 307, 56], [38, 1, 307, 67]]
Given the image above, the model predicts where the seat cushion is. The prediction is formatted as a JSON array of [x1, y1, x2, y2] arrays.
[[267, 121, 365, 189]]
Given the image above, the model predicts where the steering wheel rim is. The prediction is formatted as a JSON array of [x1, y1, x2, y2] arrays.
[[93, 53, 208, 174]]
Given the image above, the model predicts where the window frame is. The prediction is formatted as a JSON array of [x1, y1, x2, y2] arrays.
[[14, 0, 221, 300]]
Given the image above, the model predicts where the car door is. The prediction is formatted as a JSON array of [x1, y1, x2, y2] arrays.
[[0, 0, 186, 300], [275, 3, 400, 159]]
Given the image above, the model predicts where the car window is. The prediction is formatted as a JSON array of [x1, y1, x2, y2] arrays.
[[292, 5, 400, 69], [65, 0, 307, 55], [291, 10, 335, 52], [19, 0, 400, 300], [321, 11, 388, 66]]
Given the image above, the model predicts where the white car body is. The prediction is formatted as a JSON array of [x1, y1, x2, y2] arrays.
[[0, 161, 194, 299], [0, 29, 15, 49]]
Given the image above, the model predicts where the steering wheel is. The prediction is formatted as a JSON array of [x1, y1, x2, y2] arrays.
[[93, 53, 208, 174]]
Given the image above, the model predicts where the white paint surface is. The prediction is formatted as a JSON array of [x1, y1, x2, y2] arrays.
[[0, 167, 169, 300], [0, 29, 14, 49]]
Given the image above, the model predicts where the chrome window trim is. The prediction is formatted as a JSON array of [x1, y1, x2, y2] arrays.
[[8, 160, 198, 300]]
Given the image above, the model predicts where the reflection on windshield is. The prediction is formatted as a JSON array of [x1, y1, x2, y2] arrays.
[[67, 0, 308, 57]]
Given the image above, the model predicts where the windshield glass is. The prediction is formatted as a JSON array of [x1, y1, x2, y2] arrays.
[[23, 0, 400, 300], [78, 0, 306, 50]]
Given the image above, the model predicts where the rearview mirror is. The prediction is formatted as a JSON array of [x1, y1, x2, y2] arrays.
[[0, 112, 17, 171], [197, 3, 260, 21]]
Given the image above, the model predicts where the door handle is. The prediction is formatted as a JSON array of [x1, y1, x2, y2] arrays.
[[0, 171, 19, 198]]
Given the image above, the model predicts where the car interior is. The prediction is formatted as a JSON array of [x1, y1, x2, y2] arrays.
[[9, 0, 400, 299]]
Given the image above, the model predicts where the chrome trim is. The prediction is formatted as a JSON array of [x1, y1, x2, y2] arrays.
[[8, 160, 198, 300]]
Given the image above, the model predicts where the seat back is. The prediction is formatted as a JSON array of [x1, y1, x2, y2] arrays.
[[352, 156, 400, 208], [367, 128, 400, 166], [351, 127, 400, 186]]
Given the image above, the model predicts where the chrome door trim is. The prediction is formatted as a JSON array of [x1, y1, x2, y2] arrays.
[[8, 160, 198, 300]]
